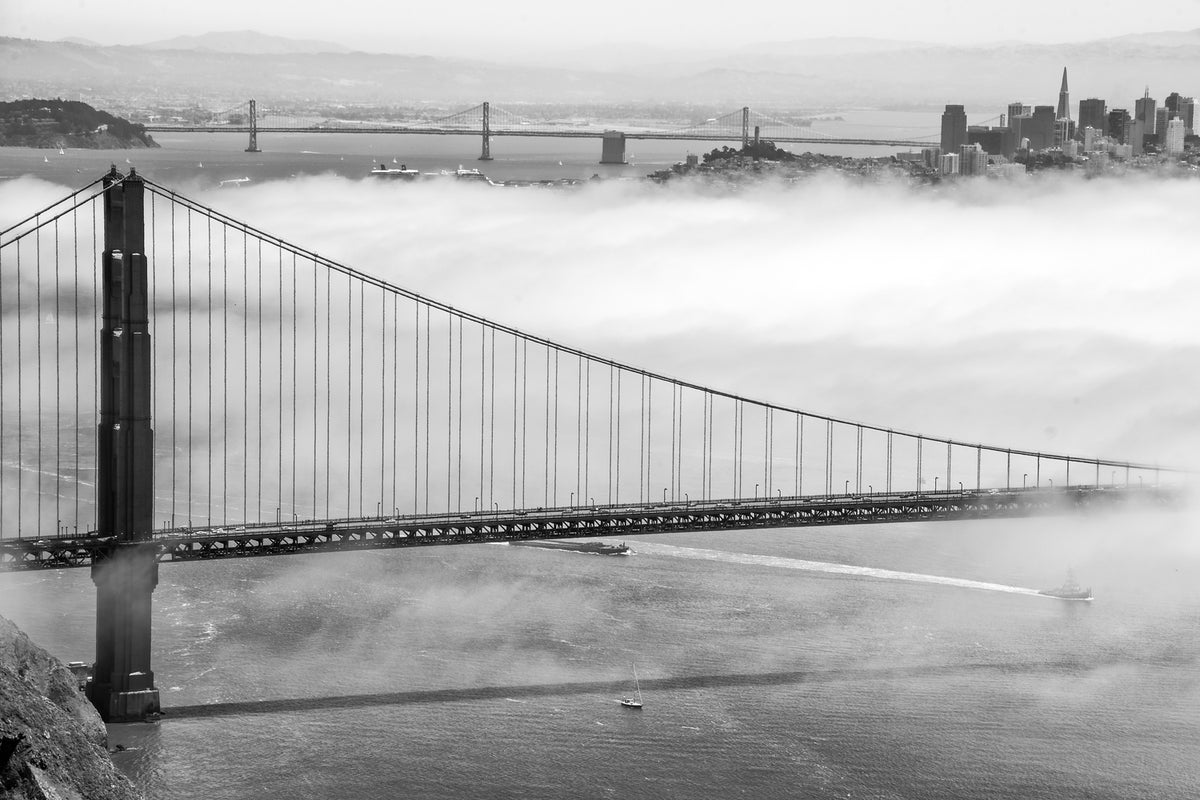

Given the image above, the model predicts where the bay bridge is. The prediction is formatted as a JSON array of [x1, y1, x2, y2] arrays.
[[0, 170, 1182, 722], [143, 100, 941, 162]]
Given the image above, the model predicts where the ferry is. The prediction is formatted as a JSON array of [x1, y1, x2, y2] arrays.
[[1038, 569, 1093, 601]]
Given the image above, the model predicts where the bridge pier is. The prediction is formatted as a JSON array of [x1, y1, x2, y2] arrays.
[[600, 131, 626, 165], [86, 167, 160, 722], [89, 544, 159, 721], [245, 99, 260, 153], [479, 101, 493, 161]]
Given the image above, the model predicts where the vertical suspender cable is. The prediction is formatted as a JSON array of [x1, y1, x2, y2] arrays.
[[324, 269, 331, 517], [553, 349, 559, 505], [313, 261, 319, 517], [670, 384, 677, 502], [584, 358, 591, 505], [615, 370, 622, 505], [639, 375, 645, 504], [54, 221, 60, 530], [416, 302, 422, 514], [290, 253, 296, 517], [224, 228, 230, 521], [488, 326, 494, 509], [242, 230, 248, 520], [544, 346, 550, 508], [346, 272, 353, 516], [187, 212, 194, 523], [73, 204, 80, 528], [576, 357, 582, 504], [363, 283, 370, 515], [35, 223, 42, 533], [447, 309, 453, 513], [15, 244, 21, 534], [393, 295, 400, 513], [521, 339, 528, 508], [479, 323, 484, 509], [456, 315, 463, 511], [513, 337, 518, 507]]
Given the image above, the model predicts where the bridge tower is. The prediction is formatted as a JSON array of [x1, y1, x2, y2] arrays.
[[479, 101, 493, 161], [87, 167, 160, 722], [742, 107, 750, 150], [245, 99, 260, 153]]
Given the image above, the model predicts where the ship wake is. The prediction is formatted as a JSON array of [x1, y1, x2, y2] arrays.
[[634, 542, 1042, 596]]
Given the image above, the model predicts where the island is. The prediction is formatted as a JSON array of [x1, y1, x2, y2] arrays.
[[0, 99, 158, 149]]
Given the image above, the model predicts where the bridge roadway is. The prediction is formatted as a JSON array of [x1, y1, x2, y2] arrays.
[[0, 486, 1177, 571], [143, 125, 929, 149]]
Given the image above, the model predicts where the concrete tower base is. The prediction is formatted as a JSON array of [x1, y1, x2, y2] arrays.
[[600, 132, 626, 165]]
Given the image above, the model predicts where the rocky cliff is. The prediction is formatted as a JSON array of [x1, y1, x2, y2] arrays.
[[0, 615, 141, 800]]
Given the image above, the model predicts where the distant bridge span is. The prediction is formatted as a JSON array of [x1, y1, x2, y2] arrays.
[[143, 100, 937, 161]]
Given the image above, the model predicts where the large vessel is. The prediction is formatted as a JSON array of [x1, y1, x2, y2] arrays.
[[1038, 569, 1093, 600], [370, 163, 421, 180], [510, 540, 630, 556]]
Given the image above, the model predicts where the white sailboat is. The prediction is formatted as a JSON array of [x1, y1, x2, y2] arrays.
[[620, 666, 643, 709]]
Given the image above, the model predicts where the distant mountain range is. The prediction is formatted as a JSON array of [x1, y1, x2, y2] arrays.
[[6, 30, 1199, 110], [137, 30, 353, 55]]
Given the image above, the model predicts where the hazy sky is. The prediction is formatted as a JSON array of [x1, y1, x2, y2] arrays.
[[4, 0, 1199, 55]]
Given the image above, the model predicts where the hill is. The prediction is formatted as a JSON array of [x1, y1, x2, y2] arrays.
[[0, 99, 158, 149]]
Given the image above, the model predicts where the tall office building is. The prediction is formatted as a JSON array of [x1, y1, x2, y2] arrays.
[[1078, 98, 1106, 137], [1056, 68, 1071, 121], [1156, 107, 1170, 143], [1165, 118, 1185, 155], [1007, 102, 1032, 155], [1023, 106, 1057, 151], [1135, 89, 1156, 135], [1107, 109, 1130, 142], [941, 105, 968, 152], [1165, 92, 1182, 115], [1178, 97, 1196, 136], [959, 143, 989, 176]]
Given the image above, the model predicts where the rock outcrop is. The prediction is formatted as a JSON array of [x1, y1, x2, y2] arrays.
[[0, 615, 141, 800]]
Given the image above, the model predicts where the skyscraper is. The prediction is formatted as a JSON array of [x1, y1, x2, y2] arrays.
[[941, 105, 968, 152], [1178, 97, 1196, 136], [1057, 67, 1071, 121], [1023, 106, 1057, 151], [1107, 109, 1131, 143], [1078, 98, 1107, 138], [1006, 103, 1032, 155], [1135, 89, 1156, 135], [1133, 89, 1157, 155], [1165, 118, 1185, 155]]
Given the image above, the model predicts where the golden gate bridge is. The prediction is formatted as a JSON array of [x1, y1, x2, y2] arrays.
[[143, 100, 943, 161], [0, 169, 1183, 721]]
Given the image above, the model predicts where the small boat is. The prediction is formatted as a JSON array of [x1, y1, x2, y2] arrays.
[[1038, 569, 1093, 600], [620, 666, 644, 709]]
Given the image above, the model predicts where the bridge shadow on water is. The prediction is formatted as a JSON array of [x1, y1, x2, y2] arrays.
[[164, 661, 1091, 720]]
